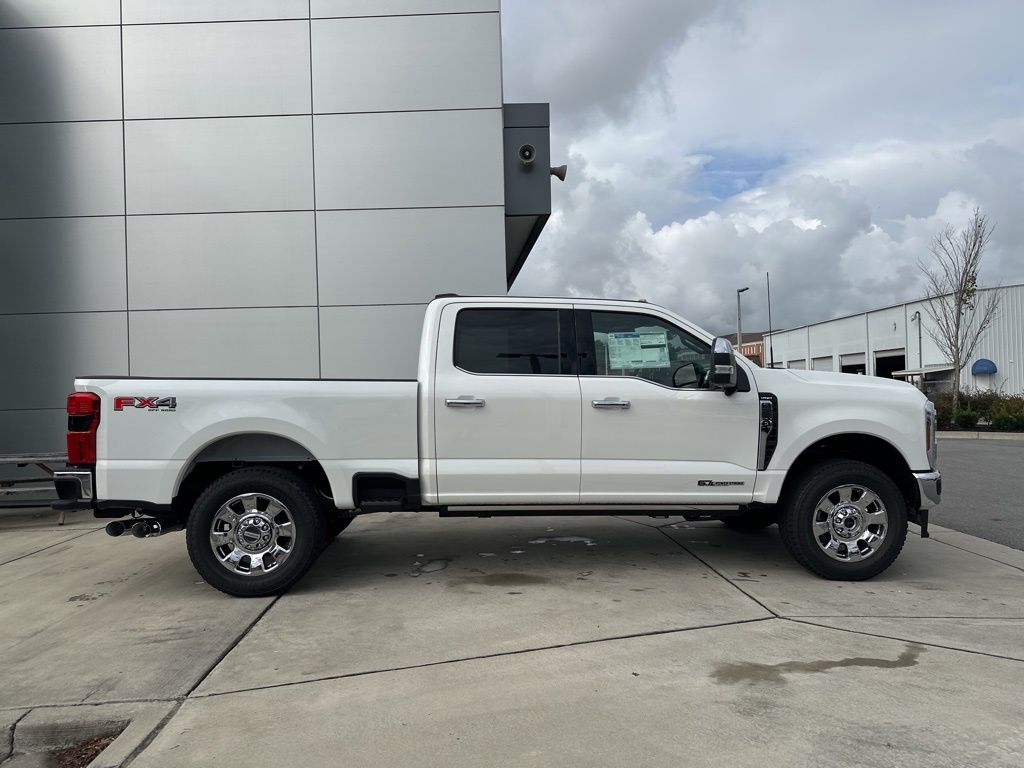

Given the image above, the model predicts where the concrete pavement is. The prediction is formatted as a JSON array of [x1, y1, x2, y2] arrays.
[[1, 509, 1022, 766]]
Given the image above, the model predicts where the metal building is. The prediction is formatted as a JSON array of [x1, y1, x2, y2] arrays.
[[763, 283, 1024, 395], [0, 0, 556, 455]]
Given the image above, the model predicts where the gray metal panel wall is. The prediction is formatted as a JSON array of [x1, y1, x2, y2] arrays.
[[0, 2, 505, 454]]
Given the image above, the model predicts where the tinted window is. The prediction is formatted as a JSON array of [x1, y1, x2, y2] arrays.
[[454, 309, 564, 375], [587, 311, 712, 388]]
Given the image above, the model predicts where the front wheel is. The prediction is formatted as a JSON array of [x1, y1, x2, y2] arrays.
[[778, 459, 907, 580], [186, 467, 325, 597]]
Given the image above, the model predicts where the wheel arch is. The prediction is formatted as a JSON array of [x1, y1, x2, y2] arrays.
[[172, 433, 334, 519], [778, 432, 919, 509]]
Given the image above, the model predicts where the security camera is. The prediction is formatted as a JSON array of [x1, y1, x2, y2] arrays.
[[518, 144, 537, 166]]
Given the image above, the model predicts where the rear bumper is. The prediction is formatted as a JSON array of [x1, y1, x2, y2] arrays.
[[52, 470, 94, 511], [913, 469, 942, 509]]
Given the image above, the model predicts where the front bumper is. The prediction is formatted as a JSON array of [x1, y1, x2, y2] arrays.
[[52, 470, 94, 511], [913, 469, 942, 509]]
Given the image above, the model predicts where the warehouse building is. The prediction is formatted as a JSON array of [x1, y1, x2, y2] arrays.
[[763, 283, 1024, 395], [0, 0, 557, 455]]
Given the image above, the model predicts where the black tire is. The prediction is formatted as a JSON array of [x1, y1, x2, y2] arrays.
[[778, 459, 908, 580], [186, 466, 325, 597], [722, 506, 777, 531]]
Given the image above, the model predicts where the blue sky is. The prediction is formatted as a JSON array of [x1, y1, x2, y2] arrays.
[[502, 0, 1024, 334]]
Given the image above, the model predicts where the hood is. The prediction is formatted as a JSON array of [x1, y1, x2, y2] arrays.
[[786, 369, 918, 391], [752, 366, 926, 400]]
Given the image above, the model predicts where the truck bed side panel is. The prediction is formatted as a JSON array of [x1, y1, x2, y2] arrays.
[[78, 378, 419, 507]]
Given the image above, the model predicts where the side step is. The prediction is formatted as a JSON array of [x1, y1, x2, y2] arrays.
[[358, 497, 406, 512]]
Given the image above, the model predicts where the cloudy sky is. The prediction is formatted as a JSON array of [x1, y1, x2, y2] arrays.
[[502, 0, 1024, 334]]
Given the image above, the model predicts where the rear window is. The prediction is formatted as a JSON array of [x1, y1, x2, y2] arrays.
[[454, 308, 563, 375]]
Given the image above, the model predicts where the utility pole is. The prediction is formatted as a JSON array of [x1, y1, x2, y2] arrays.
[[736, 286, 749, 349], [766, 272, 775, 367]]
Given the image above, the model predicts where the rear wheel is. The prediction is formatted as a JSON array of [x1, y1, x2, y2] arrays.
[[186, 467, 325, 597], [778, 459, 907, 580]]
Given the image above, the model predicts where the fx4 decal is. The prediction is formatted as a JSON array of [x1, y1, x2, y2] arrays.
[[114, 396, 177, 412]]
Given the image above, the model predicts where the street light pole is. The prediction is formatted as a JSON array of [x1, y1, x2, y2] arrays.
[[736, 286, 749, 349]]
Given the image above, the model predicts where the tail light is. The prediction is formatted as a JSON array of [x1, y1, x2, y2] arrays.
[[67, 392, 101, 465]]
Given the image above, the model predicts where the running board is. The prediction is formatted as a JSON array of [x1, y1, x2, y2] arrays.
[[439, 504, 743, 519]]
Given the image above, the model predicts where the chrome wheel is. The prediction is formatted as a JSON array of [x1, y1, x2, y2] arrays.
[[812, 484, 888, 562], [209, 493, 295, 576]]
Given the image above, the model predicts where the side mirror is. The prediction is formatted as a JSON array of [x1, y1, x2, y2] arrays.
[[709, 337, 737, 393], [672, 361, 700, 388]]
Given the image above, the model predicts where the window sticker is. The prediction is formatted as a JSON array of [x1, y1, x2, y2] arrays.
[[606, 331, 670, 370]]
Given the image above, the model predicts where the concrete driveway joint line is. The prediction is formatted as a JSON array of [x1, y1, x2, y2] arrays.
[[191, 616, 777, 700], [611, 514, 784, 618], [3, 710, 30, 763], [654, 524, 782, 618], [118, 702, 183, 768], [0, 528, 99, 568], [12, 701, 179, 768], [129, 620, 1024, 768], [783, 617, 1024, 664], [184, 595, 283, 698], [929, 535, 1024, 573]]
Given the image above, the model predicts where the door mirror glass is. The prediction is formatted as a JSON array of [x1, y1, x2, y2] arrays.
[[709, 337, 737, 392], [672, 361, 700, 388]]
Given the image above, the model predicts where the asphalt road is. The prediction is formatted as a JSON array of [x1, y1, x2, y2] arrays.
[[932, 438, 1024, 551]]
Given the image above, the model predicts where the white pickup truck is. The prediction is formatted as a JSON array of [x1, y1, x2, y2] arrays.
[[54, 296, 941, 596]]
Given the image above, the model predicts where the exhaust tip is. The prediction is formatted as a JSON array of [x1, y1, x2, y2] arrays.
[[105, 520, 129, 537], [131, 519, 162, 538]]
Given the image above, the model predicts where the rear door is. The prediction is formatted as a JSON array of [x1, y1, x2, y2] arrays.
[[576, 307, 759, 504], [432, 303, 582, 504]]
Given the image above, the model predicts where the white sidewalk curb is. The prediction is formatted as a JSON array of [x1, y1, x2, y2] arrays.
[[938, 430, 1024, 440]]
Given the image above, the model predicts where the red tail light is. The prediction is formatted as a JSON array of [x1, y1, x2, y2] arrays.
[[67, 392, 101, 465]]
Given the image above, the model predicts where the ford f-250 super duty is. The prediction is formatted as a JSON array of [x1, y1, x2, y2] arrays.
[[53, 296, 941, 596]]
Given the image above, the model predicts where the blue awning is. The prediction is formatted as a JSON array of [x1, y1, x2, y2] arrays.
[[971, 358, 997, 375]]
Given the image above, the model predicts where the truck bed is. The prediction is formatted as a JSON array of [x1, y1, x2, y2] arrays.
[[76, 377, 419, 508]]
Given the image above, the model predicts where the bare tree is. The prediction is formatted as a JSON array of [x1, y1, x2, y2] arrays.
[[918, 208, 1000, 411]]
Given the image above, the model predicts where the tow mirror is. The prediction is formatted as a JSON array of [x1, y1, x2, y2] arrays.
[[672, 362, 699, 388], [709, 337, 737, 393]]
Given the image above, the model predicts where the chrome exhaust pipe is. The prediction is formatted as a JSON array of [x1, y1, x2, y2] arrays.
[[131, 519, 164, 538], [105, 520, 132, 537]]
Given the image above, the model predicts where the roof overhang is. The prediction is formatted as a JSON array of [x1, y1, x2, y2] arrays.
[[892, 365, 955, 378], [503, 103, 554, 289]]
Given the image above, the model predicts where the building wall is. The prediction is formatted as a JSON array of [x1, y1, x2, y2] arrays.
[[0, 0, 507, 454], [764, 284, 1024, 394]]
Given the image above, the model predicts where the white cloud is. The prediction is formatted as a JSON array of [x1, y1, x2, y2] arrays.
[[503, 0, 1024, 335]]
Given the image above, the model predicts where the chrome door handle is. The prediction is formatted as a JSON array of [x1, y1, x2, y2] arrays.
[[592, 398, 630, 409], [446, 397, 485, 408]]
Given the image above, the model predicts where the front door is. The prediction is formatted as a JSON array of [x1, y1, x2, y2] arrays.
[[433, 304, 581, 505], [576, 308, 759, 504]]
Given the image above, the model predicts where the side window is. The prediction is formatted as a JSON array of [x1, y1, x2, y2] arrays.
[[584, 311, 713, 388], [454, 308, 566, 375]]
